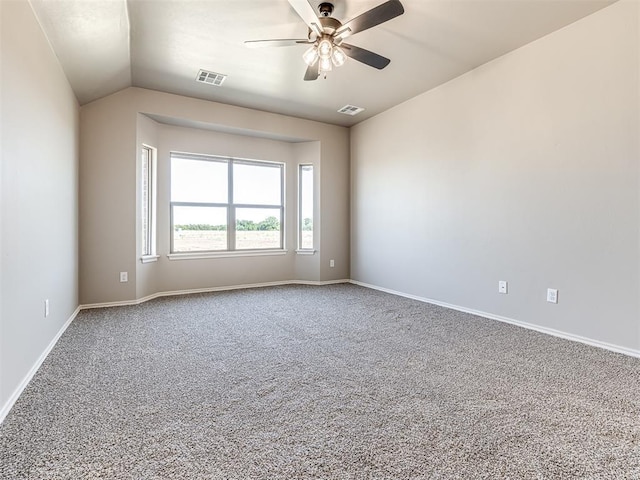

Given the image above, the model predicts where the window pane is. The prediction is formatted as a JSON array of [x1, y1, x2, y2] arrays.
[[300, 165, 313, 250], [141, 147, 150, 255], [171, 157, 228, 203], [235, 208, 281, 250], [233, 163, 281, 205], [173, 206, 227, 252]]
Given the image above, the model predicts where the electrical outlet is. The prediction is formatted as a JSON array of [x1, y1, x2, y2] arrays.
[[547, 288, 558, 304], [120, 271, 128, 283], [498, 281, 508, 294], [44, 299, 49, 318], [330, 259, 335, 268]]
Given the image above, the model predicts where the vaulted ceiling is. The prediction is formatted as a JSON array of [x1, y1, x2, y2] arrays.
[[30, 0, 616, 126]]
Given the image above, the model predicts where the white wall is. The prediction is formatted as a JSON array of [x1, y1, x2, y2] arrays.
[[351, 1, 640, 352], [0, 0, 79, 415], [81, 88, 350, 304]]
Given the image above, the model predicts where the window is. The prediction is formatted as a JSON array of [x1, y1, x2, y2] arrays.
[[170, 153, 284, 253], [141, 145, 157, 260], [298, 165, 314, 251]]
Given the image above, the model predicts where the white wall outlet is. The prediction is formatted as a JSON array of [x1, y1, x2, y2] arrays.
[[498, 281, 508, 294], [547, 288, 558, 304], [329, 259, 335, 268], [44, 299, 49, 318], [120, 271, 128, 283]]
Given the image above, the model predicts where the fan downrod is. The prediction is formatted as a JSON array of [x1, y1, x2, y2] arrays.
[[318, 2, 334, 17]]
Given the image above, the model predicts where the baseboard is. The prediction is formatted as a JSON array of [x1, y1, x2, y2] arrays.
[[0, 306, 81, 425], [80, 279, 351, 310], [350, 280, 640, 359]]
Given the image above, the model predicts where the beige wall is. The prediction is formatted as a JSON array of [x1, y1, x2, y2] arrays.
[[351, 1, 640, 351], [151, 123, 295, 293], [80, 88, 350, 304], [1, 0, 79, 412]]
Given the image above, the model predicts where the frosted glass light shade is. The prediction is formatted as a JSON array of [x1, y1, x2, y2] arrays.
[[331, 46, 347, 67], [318, 39, 333, 59], [302, 46, 319, 66], [319, 57, 333, 72]]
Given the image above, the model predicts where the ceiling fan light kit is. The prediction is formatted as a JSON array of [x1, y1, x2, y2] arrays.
[[246, 0, 405, 81], [304, 39, 347, 72]]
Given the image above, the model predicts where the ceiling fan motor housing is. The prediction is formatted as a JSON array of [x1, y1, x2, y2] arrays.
[[319, 16, 341, 34], [308, 16, 341, 39]]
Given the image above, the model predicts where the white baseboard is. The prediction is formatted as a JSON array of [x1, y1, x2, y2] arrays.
[[350, 280, 640, 359], [80, 279, 351, 310], [0, 306, 81, 425]]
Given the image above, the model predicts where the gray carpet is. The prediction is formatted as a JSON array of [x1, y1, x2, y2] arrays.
[[1, 284, 639, 479]]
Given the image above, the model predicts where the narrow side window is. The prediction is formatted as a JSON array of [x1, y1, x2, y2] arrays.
[[141, 145, 157, 258], [298, 164, 314, 251]]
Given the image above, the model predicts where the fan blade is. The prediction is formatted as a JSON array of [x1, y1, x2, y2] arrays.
[[341, 43, 390, 69], [335, 0, 404, 40], [304, 62, 320, 81], [245, 39, 311, 48], [288, 0, 323, 37]]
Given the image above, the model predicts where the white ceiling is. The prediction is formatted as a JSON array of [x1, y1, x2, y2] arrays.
[[30, 0, 616, 127]]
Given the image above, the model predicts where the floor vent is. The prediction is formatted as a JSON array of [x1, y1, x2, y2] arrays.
[[337, 104, 365, 116], [196, 69, 227, 86]]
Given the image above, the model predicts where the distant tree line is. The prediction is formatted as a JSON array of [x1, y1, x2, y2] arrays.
[[175, 224, 227, 231], [175, 216, 284, 232]]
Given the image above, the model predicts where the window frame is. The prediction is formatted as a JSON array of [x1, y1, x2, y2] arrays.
[[169, 153, 285, 256], [140, 144, 158, 262], [297, 164, 315, 253]]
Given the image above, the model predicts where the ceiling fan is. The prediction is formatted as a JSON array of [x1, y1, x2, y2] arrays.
[[245, 0, 405, 81]]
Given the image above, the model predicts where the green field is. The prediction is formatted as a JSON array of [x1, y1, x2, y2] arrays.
[[173, 230, 313, 251], [174, 230, 274, 251]]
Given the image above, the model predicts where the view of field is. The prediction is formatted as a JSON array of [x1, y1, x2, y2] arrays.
[[173, 230, 280, 251], [173, 230, 312, 251]]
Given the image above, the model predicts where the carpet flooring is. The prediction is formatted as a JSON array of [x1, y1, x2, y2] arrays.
[[1, 284, 639, 479]]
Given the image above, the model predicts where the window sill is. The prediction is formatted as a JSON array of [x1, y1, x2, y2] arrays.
[[140, 255, 160, 264], [295, 249, 316, 255], [167, 250, 288, 261]]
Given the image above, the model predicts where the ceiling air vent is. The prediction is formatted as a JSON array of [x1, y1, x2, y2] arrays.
[[338, 104, 365, 116], [196, 69, 227, 86]]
